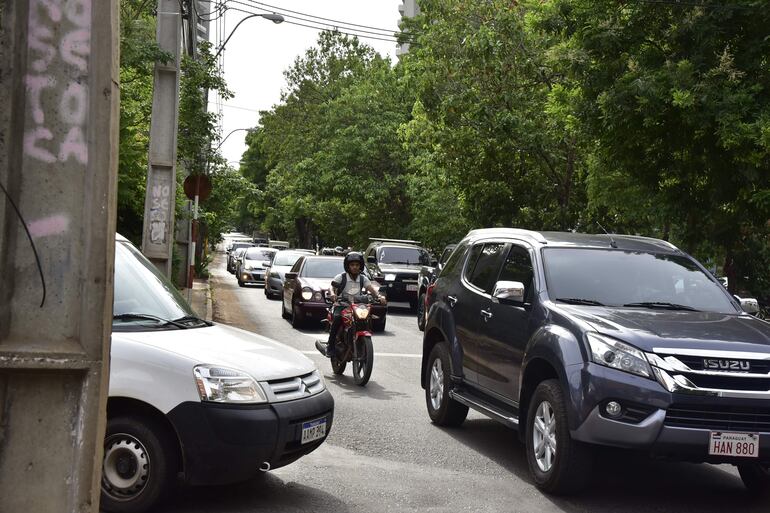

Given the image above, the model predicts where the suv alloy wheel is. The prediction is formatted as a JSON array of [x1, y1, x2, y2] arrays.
[[525, 380, 592, 494], [425, 343, 468, 426]]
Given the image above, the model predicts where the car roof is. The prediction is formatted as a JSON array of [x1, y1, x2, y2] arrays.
[[368, 242, 425, 250], [464, 228, 680, 254]]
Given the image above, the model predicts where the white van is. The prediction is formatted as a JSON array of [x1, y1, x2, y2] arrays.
[[104, 235, 334, 513]]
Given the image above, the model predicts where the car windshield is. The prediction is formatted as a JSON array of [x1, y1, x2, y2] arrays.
[[113, 240, 197, 330], [273, 252, 305, 266], [542, 248, 738, 314], [378, 246, 431, 265], [244, 248, 275, 261], [302, 258, 344, 278]]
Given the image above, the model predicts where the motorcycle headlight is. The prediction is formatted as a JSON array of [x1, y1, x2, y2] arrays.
[[586, 332, 652, 378], [301, 287, 314, 301], [193, 365, 267, 403], [353, 305, 370, 320]]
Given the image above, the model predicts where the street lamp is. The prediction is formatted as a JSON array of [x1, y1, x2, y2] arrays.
[[213, 13, 284, 59], [214, 128, 252, 153]]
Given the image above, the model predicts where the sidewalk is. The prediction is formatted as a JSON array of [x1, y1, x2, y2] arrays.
[[181, 277, 213, 322]]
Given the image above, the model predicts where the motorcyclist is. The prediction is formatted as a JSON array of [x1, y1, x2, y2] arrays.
[[323, 252, 385, 358]]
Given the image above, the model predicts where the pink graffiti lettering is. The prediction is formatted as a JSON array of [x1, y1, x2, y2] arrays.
[[59, 82, 87, 125], [28, 25, 56, 72], [31, 0, 63, 23], [58, 126, 88, 164], [60, 29, 90, 71], [64, 0, 91, 28], [25, 75, 57, 124], [24, 127, 56, 163], [28, 214, 70, 238]]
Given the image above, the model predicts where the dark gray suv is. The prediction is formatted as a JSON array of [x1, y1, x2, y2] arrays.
[[422, 228, 770, 495]]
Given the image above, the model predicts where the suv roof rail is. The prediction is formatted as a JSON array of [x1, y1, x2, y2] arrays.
[[368, 238, 422, 245]]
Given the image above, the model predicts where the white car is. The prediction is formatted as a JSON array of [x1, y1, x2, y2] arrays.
[[104, 235, 334, 513]]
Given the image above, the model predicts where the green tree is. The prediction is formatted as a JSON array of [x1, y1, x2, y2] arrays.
[[545, 1, 770, 294]]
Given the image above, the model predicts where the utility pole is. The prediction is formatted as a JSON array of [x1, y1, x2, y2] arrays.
[[141, 0, 182, 276], [0, 0, 119, 511]]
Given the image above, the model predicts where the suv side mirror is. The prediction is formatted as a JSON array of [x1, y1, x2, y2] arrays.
[[367, 255, 376, 264], [493, 281, 525, 304], [285, 272, 297, 280], [735, 295, 760, 315]]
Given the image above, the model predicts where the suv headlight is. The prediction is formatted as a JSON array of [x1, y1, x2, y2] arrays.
[[301, 287, 314, 300], [585, 332, 652, 378], [193, 365, 267, 403]]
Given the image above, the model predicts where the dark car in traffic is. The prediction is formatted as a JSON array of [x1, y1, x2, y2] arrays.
[[364, 238, 432, 309], [282, 256, 387, 331], [226, 242, 254, 273], [416, 244, 456, 331], [422, 228, 770, 495]]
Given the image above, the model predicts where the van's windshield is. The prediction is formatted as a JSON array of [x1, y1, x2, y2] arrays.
[[113, 240, 203, 331]]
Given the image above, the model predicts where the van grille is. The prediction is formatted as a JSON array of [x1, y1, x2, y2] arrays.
[[265, 370, 324, 402]]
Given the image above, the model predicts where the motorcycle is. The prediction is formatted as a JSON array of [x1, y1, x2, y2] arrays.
[[315, 293, 383, 386]]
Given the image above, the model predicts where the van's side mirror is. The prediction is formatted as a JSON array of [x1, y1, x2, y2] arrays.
[[367, 255, 376, 264], [735, 295, 760, 315], [285, 272, 297, 280], [493, 281, 525, 304]]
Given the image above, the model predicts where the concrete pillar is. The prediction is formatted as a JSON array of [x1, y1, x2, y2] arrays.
[[141, 0, 181, 277], [0, 0, 119, 511]]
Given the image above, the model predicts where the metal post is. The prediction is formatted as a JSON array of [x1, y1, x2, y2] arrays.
[[141, 0, 182, 276], [0, 0, 120, 510]]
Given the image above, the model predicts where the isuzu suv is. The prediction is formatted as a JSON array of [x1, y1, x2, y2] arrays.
[[421, 228, 770, 494]]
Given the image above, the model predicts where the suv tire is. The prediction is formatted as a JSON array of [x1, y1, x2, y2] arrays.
[[425, 343, 468, 427], [525, 379, 592, 495], [101, 415, 177, 513], [416, 292, 426, 331]]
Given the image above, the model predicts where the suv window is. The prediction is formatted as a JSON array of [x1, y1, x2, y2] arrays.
[[499, 245, 535, 300], [467, 242, 507, 293], [377, 246, 431, 265]]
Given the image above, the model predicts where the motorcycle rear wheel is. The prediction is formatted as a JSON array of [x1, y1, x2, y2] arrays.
[[352, 336, 374, 386], [331, 353, 346, 375]]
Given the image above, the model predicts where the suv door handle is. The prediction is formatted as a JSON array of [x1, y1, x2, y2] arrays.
[[480, 309, 492, 321], [447, 295, 457, 307]]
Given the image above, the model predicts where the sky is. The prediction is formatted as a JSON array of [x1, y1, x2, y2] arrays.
[[207, 1, 404, 166]]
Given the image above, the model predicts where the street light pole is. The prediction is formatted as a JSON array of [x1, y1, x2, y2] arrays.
[[213, 13, 284, 59]]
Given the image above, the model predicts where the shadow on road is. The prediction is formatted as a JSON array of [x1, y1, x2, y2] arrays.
[[439, 417, 769, 513], [167, 473, 352, 513], [325, 373, 410, 401]]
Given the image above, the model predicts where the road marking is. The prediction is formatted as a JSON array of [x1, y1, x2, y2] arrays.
[[300, 351, 421, 358]]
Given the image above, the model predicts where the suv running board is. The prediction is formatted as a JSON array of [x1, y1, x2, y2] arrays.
[[449, 389, 520, 429]]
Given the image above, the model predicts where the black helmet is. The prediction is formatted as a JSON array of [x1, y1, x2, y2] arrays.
[[343, 251, 365, 274]]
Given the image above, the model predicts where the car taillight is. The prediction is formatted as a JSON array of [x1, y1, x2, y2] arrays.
[[426, 283, 436, 305]]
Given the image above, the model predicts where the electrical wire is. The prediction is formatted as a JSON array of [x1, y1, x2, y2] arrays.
[[224, 3, 419, 46]]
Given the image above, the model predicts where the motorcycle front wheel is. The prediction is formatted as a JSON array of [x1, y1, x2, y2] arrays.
[[352, 336, 374, 386], [331, 353, 347, 375]]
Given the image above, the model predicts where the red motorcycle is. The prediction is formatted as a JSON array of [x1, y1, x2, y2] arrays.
[[316, 293, 382, 386]]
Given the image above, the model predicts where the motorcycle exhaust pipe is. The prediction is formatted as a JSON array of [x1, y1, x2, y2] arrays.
[[259, 461, 271, 472]]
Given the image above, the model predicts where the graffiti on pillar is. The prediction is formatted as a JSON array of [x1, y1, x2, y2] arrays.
[[24, 0, 92, 165], [148, 177, 172, 245]]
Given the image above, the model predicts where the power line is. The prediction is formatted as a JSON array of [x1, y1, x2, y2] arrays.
[[242, 0, 406, 35], [225, 3, 419, 46]]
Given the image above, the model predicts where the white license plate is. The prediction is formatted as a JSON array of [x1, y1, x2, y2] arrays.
[[708, 431, 759, 458], [406, 284, 418, 292], [301, 418, 327, 444]]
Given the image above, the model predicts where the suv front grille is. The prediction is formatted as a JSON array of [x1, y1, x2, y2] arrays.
[[674, 355, 770, 374], [264, 370, 324, 402], [665, 405, 770, 432], [649, 351, 770, 395]]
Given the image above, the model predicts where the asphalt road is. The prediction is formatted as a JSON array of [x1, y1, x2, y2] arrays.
[[166, 251, 769, 513]]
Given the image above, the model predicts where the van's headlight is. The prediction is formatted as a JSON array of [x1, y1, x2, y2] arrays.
[[585, 332, 652, 378], [301, 287, 314, 300], [194, 365, 267, 403]]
